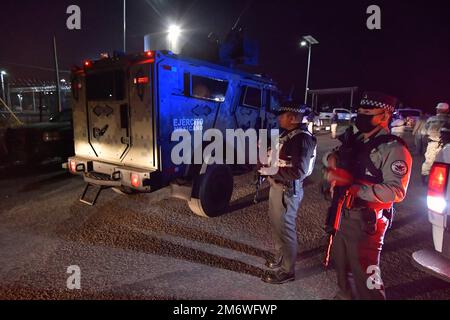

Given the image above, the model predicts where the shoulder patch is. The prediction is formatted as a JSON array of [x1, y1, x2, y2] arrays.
[[391, 160, 408, 176]]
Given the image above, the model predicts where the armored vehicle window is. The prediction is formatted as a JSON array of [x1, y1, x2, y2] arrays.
[[241, 86, 262, 109], [191, 75, 228, 102], [86, 70, 125, 101], [269, 91, 280, 112]]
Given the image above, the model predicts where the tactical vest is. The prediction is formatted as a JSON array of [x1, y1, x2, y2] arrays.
[[332, 130, 407, 225], [351, 133, 408, 184], [278, 127, 317, 178]]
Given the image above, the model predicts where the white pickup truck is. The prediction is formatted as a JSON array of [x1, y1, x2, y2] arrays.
[[412, 151, 450, 283], [314, 108, 357, 132]]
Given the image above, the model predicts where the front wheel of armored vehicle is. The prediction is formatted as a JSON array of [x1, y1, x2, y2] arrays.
[[188, 164, 233, 218]]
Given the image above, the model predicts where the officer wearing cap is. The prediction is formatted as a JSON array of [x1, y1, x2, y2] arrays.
[[421, 102, 450, 184], [325, 92, 412, 299], [435, 125, 450, 163], [259, 101, 317, 284]]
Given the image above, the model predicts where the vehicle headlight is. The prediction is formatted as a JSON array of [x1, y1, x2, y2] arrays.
[[42, 131, 61, 142]]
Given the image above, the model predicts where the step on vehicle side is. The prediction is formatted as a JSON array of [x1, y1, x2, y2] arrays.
[[65, 50, 280, 217]]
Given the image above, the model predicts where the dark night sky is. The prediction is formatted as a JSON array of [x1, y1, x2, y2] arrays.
[[0, 0, 449, 111]]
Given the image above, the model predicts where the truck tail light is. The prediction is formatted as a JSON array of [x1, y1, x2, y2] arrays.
[[427, 163, 449, 214], [70, 160, 77, 172], [131, 173, 140, 188], [133, 77, 149, 84]]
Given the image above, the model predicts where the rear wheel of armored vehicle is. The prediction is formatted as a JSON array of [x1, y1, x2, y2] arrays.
[[188, 164, 233, 218]]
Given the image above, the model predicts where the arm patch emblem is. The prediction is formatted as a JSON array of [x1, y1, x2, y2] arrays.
[[391, 160, 408, 176]]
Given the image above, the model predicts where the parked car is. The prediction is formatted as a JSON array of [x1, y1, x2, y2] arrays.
[[314, 108, 356, 132], [5, 109, 74, 163], [390, 117, 407, 138], [394, 108, 423, 130], [412, 158, 450, 283], [333, 108, 357, 121]]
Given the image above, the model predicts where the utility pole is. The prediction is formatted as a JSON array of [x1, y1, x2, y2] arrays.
[[6, 81, 11, 108], [39, 92, 43, 122], [304, 44, 312, 104], [299, 35, 319, 104], [0, 71, 6, 103], [53, 36, 62, 113], [123, 0, 126, 52]]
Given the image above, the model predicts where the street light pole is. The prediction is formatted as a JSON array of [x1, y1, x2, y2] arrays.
[[123, 0, 126, 52], [300, 35, 319, 105], [304, 44, 312, 104], [53, 36, 62, 113], [0, 71, 6, 103]]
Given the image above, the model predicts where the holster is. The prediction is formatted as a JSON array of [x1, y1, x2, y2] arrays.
[[344, 195, 378, 235], [359, 208, 378, 235], [282, 180, 300, 198]]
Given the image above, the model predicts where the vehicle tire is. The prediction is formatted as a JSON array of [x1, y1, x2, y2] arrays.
[[188, 164, 233, 218]]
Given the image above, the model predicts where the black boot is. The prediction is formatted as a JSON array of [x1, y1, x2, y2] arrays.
[[261, 270, 295, 284], [265, 256, 282, 269]]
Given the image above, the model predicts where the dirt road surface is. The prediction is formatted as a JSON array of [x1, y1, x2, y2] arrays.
[[0, 133, 449, 300]]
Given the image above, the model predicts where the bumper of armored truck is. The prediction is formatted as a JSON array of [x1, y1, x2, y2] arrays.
[[64, 156, 161, 192]]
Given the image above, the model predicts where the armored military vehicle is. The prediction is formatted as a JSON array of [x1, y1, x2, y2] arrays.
[[65, 50, 280, 217]]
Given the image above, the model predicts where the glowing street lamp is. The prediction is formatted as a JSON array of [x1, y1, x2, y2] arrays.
[[168, 25, 182, 53], [168, 25, 181, 42]]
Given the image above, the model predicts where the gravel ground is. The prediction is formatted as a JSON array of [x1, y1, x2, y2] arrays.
[[0, 132, 449, 300]]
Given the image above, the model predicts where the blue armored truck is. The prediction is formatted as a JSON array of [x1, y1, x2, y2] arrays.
[[66, 50, 280, 217]]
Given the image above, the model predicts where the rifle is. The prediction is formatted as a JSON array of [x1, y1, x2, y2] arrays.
[[322, 126, 358, 268], [323, 187, 354, 268]]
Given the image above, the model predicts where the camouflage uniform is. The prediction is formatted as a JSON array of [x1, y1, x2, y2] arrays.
[[333, 128, 412, 300], [413, 117, 428, 157], [421, 113, 450, 176], [329, 92, 412, 300]]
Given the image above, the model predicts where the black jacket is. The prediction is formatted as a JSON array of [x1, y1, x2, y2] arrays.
[[272, 124, 317, 184]]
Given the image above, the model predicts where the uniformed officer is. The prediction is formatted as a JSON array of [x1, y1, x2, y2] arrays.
[[325, 92, 412, 300], [330, 111, 339, 139], [412, 114, 428, 158], [258, 102, 317, 284], [435, 125, 450, 163], [421, 102, 450, 184]]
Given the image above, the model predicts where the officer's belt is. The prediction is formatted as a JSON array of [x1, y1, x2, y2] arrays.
[[271, 178, 301, 188], [350, 197, 393, 210], [343, 209, 384, 220]]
